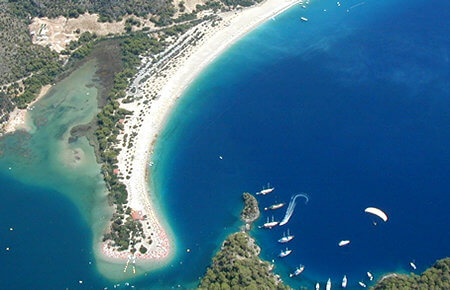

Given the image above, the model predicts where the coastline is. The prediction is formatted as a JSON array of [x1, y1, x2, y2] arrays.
[[1, 84, 52, 134], [110, 0, 300, 266]]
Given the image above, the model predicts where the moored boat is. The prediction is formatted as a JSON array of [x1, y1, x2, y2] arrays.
[[300, 17, 309, 22], [359, 281, 367, 288], [264, 203, 285, 211], [338, 240, 350, 247], [316, 282, 320, 290], [326, 278, 331, 290], [279, 247, 292, 258], [367, 271, 373, 281], [342, 275, 348, 288], [256, 183, 275, 195], [263, 216, 279, 228], [289, 265, 305, 277], [278, 229, 294, 243], [410, 262, 417, 270]]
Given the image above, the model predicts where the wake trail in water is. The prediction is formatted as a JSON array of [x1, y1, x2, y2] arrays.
[[279, 193, 309, 226]]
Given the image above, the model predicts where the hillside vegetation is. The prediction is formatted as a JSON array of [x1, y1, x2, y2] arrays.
[[373, 257, 450, 289], [199, 193, 287, 289]]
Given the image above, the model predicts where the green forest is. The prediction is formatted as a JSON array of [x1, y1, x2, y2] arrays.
[[198, 232, 289, 290], [199, 193, 288, 290], [373, 257, 450, 289]]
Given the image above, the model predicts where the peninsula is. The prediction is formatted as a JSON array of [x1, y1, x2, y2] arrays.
[[104, 0, 300, 263], [0, 0, 301, 269], [199, 193, 288, 289]]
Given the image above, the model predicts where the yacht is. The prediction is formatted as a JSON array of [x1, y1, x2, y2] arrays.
[[289, 265, 305, 277], [326, 278, 331, 290], [338, 240, 350, 247], [342, 275, 348, 288], [256, 183, 275, 195], [264, 203, 285, 211], [410, 262, 417, 270], [315, 282, 320, 290], [263, 216, 279, 229], [278, 229, 294, 243], [359, 281, 367, 288], [279, 247, 292, 258], [367, 272, 373, 281], [300, 17, 309, 22]]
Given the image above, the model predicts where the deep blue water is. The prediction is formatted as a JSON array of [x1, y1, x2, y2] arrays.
[[0, 0, 449, 288], [154, 0, 450, 288]]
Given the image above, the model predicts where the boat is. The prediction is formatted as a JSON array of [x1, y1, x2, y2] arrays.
[[302, 5, 307, 8], [410, 262, 417, 270], [289, 265, 305, 277], [326, 278, 331, 290], [342, 275, 348, 288], [279, 247, 292, 258], [256, 183, 275, 195], [338, 240, 350, 247], [316, 282, 320, 290], [263, 216, 279, 229], [358, 281, 367, 288], [300, 17, 309, 22], [278, 229, 294, 243], [367, 272, 373, 281], [264, 203, 285, 211]]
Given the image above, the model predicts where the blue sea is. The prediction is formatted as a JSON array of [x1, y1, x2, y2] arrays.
[[1, 0, 449, 288]]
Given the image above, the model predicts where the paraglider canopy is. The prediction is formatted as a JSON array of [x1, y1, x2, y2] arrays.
[[364, 207, 388, 222]]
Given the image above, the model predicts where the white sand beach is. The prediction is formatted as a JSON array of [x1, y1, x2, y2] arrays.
[[110, 0, 300, 262]]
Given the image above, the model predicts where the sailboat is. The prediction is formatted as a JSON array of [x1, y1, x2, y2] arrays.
[[256, 183, 275, 195], [278, 229, 294, 243], [326, 278, 331, 290], [279, 247, 292, 258], [289, 265, 305, 277], [342, 275, 348, 288], [264, 203, 285, 211], [263, 216, 279, 228]]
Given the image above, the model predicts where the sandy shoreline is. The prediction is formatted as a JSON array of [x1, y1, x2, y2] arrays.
[[1, 84, 52, 134], [110, 0, 301, 264]]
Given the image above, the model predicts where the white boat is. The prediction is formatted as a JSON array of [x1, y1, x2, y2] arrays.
[[367, 271, 373, 281], [278, 229, 294, 243], [338, 240, 351, 247], [256, 183, 275, 195], [264, 203, 285, 211], [279, 247, 292, 258], [410, 262, 417, 270], [359, 281, 367, 288], [289, 265, 305, 277], [316, 282, 320, 290], [326, 278, 331, 290], [302, 5, 307, 8], [300, 17, 309, 22], [263, 216, 279, 229], [342, 275, 348, 288]]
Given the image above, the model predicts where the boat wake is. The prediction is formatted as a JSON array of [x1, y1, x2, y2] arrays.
[[279, 193, 309, 226]]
